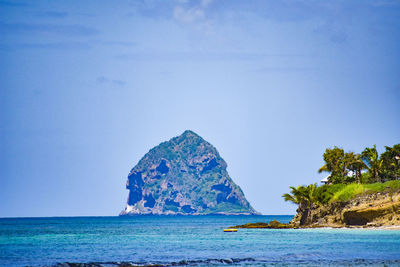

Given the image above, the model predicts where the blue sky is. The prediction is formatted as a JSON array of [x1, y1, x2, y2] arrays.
[[1, 0, 399, 217]]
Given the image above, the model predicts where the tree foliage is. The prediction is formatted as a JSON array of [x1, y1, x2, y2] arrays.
[[282, 183, 317, 210], [318, 147, 346, 182], [283, 143, 400, 210], [318, 144, 399, 185], [361, 145, 383, 183], [380, 144, 400, 181]]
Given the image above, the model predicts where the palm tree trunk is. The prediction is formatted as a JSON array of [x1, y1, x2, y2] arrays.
[[300, 209, 309, 226], [376, 169, 381, 183]]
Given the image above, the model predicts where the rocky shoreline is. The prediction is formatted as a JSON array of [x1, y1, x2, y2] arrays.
[[291, 191, 400, 228], [231, 221, 400, 230], [230, 222, 400, 230], [232, 191, 400, 229], [230, 219, 293, 229]]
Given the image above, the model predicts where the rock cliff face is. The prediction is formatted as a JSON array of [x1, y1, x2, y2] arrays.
[[291, 191, 400, 227], [120, 130, 258, 215]]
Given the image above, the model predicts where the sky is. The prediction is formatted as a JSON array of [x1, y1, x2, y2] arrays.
[[0, 0, 399, 217]]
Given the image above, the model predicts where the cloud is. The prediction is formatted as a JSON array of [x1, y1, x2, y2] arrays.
[[313, 22, 348, 44], [0, 22, 99, 36], [114, 51, 308, 62], [0, 0, 28, 7], [253, 66, 315, 73], [0, 40, 135, 51], [173, 0, 214, 23], [173, 6, 204, 22], [96, 76, 109, 84], [370, 0, 400, 7], [97, 41, 136, 47], [38, 11, 69, 18], [2, 42, 92, 50], [330, 32, 347, 44], [96, 76, 126, 87], [126, 1, 174, 20], [111, 80, 126, 86]]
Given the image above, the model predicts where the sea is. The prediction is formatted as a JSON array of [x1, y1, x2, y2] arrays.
[[1, 215, 400, 267]]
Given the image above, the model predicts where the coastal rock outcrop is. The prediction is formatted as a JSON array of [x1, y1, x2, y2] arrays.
[[231, 220, 293, 229], [291, 191, 400, 228], [120, 130, 258, 215]]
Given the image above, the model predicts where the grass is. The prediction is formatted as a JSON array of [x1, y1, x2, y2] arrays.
[[330, 184, 365, 202], [330, 180, 400, 202]]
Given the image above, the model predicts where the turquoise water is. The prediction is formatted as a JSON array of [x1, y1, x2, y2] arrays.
[[1, 215, 400, 266]]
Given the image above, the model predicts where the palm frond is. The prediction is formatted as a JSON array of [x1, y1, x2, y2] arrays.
[[318, 164, 329, 173]]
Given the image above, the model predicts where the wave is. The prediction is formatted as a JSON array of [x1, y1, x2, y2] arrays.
[[47, 257, 400, 267]]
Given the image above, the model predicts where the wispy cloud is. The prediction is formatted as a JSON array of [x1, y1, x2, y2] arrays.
[[96, 76, 126, 87], [313, 22, 348, 44], [174, 6, 204, 23], [1, 42, 92, 50], [0, 0, 28, 7], [330, 32, 347, 44], [253, 66, 315, 73], [115, 51, 308, 62], [0, 22, 99, 36], [96, 76, 108, 84], [97, 41, 136, 47], [173, 0, 214, 23], [111, 80, 126, 86], [37, 11, 69, 18], [0, 40, 135, 51], [370, 0, 400, 7]]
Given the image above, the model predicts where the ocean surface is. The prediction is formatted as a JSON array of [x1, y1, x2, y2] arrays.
[[1, 215, 400, 266]]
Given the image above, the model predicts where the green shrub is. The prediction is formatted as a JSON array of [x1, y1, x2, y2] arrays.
[[329, 180, 400, 202], [360, 172, 371, 184], [331, 184, 366, 202], [315, 183, 346, 204], [383, 180, 400, 190], [363, 182, 385, 192]]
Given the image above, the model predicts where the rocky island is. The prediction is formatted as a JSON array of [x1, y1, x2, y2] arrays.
[[120, 130, 258, 215]]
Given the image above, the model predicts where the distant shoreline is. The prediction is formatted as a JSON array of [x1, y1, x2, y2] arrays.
[[0, 214, 290, 219]]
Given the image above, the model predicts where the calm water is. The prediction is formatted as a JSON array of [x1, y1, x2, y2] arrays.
[[1, 215, 400, 266]]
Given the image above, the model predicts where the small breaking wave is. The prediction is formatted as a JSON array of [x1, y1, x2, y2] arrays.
[[47, 257, 400, 267], [48, 258, 256, 267]]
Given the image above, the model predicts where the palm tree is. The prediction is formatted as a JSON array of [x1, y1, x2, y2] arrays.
[[282, 186, 306, 206], [380, 144, 400, 181], [305, 183, 317, 206], [346, 152, 367, 183], [361, 145, 383, 183], [282, 183, 318, 225], [282, 184, 317, 207], [318, 164, 329, 174]]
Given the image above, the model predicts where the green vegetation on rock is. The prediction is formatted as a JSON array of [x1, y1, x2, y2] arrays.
[[232, 220, 293, 229], [317, 144, 400, 184], [330, 181, 400, 202], [283, 143, 400, 227]]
